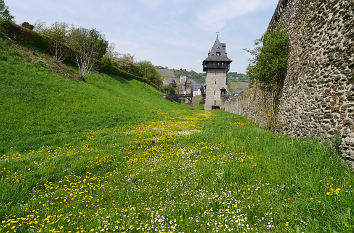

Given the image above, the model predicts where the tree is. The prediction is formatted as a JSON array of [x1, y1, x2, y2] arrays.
[[114, 53, 138, 74], [42, 22, 69, 62], [21, 22, 34, 30], [168, 84, 176, 95], [136, 61, 163, 87], [0, 0, 14, 21], [246, 25, 289, 130], [33, 20, 46, 33], [105, 42, 119, 60], [67, 27, 108, 80]]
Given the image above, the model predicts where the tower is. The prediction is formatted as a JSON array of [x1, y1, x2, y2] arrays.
[[202, 34, 232, 110]]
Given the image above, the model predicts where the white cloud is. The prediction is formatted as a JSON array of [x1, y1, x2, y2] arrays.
[[196, 0, 262, 32], [138, 0, 165, 10]]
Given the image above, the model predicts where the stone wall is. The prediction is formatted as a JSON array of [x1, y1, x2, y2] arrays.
[[225, 0, 354, 166]]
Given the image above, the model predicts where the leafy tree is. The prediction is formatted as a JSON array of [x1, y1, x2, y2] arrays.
[[105, 42, 119, 60], [136, 61, 163, 87], [33, 20, 46, 33], [42, 22, 69, 61], [0, 0, 14, 21], [167, 84, 176, 95], [21, 22, 34, 30], [246, 25, 289, 130], [67, 27, 108, 80], [114, 53, 139, 74]]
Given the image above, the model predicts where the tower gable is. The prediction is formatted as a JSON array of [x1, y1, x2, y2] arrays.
[[203, 36, 232, 72]]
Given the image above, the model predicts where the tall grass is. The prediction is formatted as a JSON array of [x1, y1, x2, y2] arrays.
[[0, 37, 352, 232]]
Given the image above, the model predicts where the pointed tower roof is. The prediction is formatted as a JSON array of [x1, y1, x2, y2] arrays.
[[203, 35, 232, 62]]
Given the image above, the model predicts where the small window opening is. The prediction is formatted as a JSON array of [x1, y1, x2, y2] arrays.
[[216, 52, 221, 56]]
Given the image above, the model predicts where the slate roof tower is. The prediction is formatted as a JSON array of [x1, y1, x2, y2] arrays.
[[202, 34, 232, 110]]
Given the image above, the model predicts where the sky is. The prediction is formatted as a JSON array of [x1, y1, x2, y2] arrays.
[[6, 0, 279, 73]]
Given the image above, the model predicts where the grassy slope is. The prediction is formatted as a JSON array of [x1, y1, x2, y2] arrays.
[[0, 38, 186, 154], [0, 37, 353, 233]]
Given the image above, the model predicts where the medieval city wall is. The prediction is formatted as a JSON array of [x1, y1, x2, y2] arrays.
[[225, 0, 354, 165]]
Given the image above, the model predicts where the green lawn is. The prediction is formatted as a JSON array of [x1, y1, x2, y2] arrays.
[[0, 37, 353, 233]]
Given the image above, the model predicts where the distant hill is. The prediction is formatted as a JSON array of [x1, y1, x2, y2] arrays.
[[157, 68, 177, 86], [228, 72, 250, 82], [227, 72, 250, 94], [228, 81, 249, 94], [157, 68, 205, 85], [158, 67, 250, 93]]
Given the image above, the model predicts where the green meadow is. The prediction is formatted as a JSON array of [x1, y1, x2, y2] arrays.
[[0, 37, 353, 232]]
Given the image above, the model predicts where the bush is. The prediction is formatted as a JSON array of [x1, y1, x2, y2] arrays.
[[0, 0, 14, 21], [42, 22, 69, 61], [0, 20, 50, 51], [246, 25, 289, 130], [246, 26, 289, 89], [135, 61, 163, 87], [98, 56, 151, 84], [21, 22, 34, 30], [167, 85, 176, 95]]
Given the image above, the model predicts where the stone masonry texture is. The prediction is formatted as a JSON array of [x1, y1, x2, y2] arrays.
[[205, 69, 228, 110], [225, 0, 354, 166]]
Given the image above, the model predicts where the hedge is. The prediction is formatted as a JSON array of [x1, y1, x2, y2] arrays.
[[0, 19, 50, 51]]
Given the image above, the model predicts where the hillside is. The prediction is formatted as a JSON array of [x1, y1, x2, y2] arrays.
[[157, 68, 177, 86], [0, 36, 186, 155], [0, 34, 353, 233], [228, 81, 249, 94], [158, 68, 205, 85]]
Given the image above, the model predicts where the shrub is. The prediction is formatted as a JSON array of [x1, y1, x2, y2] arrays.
[[168, 85, 176, 95], [135, 61, 163, 87], [0, 20, 50, 51], [246, 25, 289, 130], [21, 22, 34, 30], [0, 0, 13, 21], [42, 22, 69, 61], [98, 56, 151, 84], [67, 27, 108, 80]]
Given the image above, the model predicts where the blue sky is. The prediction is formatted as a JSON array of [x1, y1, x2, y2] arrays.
[[7, 0, 279, 73]]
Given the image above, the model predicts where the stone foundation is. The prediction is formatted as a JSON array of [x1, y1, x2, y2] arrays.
[[225, 0, 354, 166]]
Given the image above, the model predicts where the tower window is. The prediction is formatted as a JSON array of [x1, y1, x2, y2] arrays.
[[214, 90, 215, 95], [215, 80, 216, 84], [216, 52, 221, 56], [214, 100, 216, 105]]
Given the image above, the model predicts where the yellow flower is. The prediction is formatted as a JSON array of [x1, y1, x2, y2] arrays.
[[285, 222, 289, 227], [334, 188, 341, 194]]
